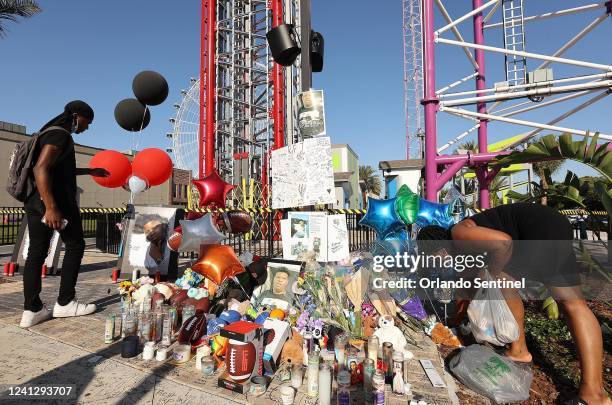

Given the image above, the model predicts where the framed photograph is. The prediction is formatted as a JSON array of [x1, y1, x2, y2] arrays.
[[118, 205, 183, 279], [253, 259, 304, 310], [297, 89, 326, 138]]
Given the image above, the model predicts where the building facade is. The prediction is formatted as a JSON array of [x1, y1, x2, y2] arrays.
[[0, 122, 184, 208], [331, 144, 360, 209], [379, 159, 424, 198]]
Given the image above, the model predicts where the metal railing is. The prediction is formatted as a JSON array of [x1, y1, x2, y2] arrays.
[[3, 207, 605, 257], [94, 209, 378, 257]]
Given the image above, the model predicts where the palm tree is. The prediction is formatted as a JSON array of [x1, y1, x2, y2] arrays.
[[532, 158, 564, 206], [453, 140, 478, 208], [0, 0, 40, 38], [359, 165, 382, 207]]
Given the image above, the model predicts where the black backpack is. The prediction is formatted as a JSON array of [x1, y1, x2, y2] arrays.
[[6, 126, 69, 202]]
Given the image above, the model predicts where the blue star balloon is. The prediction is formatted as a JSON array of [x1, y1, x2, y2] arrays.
[[359, 197, 405, 239], [416, 199, 456, 229]]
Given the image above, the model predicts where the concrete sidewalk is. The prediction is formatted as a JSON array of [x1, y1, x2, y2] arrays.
[[0, 249, 458, 405]]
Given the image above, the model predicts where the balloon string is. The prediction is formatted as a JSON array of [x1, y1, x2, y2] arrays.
[[131, 106, 149, 151]]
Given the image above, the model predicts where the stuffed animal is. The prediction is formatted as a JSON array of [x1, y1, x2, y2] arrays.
[[373, 315, 408, 350], [281, 329, 304, 366], [363, 315, 378, 337], [211, 335, 228, 368], [132, 284, 155, 309]]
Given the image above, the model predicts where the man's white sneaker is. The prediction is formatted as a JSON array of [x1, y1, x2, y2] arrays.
[[53, 300, 96, 318], [20, 306, 52, 328]]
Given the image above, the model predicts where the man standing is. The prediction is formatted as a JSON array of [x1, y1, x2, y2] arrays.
[[20, 100, 109, 328]]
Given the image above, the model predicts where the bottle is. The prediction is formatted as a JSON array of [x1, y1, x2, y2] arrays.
[[104, 314, 115, 344], [124, 311, 136, 337], [290, 364, 303, 389], [392, 350, 405, 394], [154, 312, 163, 342], [318, 363, 332, 405], [182, 305, 195, 326], [140, 313, 152, 343], [307, 351, 319, 397], [161, 314, 172, 346], [334, 333, 348, 369], [382, 342, 394, 383], [372, 370, 386, 405], [168, 306, 178, 335], [337, 369, 351, 405], [367, 335, 379, 363], [363, 358, 376, 404]]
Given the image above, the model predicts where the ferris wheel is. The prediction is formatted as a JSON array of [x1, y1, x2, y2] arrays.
[[169, 77, 200, 177]]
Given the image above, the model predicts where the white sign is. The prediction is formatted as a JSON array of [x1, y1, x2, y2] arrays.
[[281, 212, 349, 262], [271, 137, 335, 209]]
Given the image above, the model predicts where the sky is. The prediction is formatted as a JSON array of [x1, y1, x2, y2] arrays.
[[1, 0, 610, 183]]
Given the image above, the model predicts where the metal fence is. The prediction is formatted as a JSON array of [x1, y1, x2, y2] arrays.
[[3, 207, 606, 258], [94, 209, 377, 257]]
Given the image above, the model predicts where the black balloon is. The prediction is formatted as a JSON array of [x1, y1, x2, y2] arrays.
[[114, 98, 151, 132], [132, 70, 169, 106]]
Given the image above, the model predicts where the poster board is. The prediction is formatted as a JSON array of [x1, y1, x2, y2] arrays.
[[11, 216, 62, 275], [281, 212, 349, 262], [270, 137, 335, 209], [117, 205, 182, 280], [297, 89, 326, 138]]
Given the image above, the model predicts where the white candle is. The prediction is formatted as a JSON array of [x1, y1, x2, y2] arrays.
[[318, 364, 332, 405]]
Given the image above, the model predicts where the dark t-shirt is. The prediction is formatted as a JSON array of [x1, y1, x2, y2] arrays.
[[468, 203, 577, 284], [25, 129, 78, 213]]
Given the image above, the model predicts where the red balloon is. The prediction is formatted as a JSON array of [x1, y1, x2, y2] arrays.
[[132, 148, 173, 186], [89, 150, 132, 188], [191, 244, 245, 286], [192, 170, 235, 208]]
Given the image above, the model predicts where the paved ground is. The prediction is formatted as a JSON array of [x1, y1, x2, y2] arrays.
[[0, 248, 458, 405]]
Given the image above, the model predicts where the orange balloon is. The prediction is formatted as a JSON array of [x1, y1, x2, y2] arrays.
[[132, 148, 173, 186], [192, 244, 245, 286], [89, 150, 132, 188]]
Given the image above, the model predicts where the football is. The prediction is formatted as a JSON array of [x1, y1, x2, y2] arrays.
[[177, 313, 207, 346], [167, 228, 182, 251], [226, 340, 256, 383]]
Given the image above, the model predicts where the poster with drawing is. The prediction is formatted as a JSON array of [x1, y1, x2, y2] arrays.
[[327, 214, 350, 261], [270, 137, 335, 209], [281, 212, 349, 262], [297, 89, 326, 138]]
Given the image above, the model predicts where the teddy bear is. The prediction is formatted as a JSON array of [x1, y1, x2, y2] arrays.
[[363, 314, 378, 337], [373, 315, 408, 350], [281, 329, 304, 366]]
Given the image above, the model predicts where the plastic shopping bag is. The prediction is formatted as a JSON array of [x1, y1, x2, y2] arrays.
[[449, 344, 532, 403], [467, 270, 519, 346]]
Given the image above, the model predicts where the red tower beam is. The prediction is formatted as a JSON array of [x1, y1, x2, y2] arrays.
[[200, 0, 217, 179], [271, 0, 286, 150]]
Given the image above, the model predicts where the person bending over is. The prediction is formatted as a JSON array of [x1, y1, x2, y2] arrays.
[[20, 101, 109, 328], [417, 203, 609, 405]]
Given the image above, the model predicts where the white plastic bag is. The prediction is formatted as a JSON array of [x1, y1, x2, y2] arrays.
[[467, 270, 519, 346], [449, 344, 532, 403]]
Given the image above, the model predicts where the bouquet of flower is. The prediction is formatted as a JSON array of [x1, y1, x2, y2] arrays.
[[298, 265, 365, 338], [118, 280, 137, 301]]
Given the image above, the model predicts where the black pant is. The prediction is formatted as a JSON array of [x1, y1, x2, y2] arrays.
[[23, 207, 85, 311]]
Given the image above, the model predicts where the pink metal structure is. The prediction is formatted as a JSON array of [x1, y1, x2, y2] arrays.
[[415, 0, 612, 207]]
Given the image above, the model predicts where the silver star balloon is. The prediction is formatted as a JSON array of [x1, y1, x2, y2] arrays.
[[178, 214, 226, 252]]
